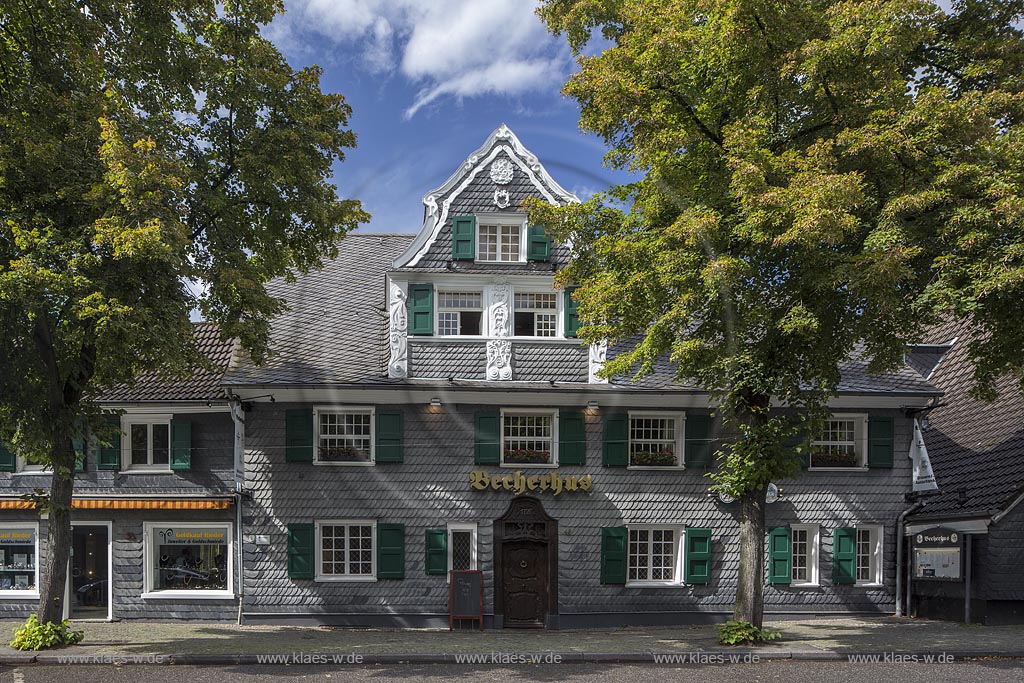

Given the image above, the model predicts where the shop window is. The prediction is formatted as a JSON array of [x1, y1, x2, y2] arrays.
[[315, 408, 374, 464], [513, 292, 558, 337], [627, 526, 681, 585], [628, 413, 682, 467], [121, 415, 172, 471], [317, 521, 376, 581], [437, 291, 483, 336], [791, 524, 820, 586], [501, 410, 557, 467], [0, 525, 39, 597], [810, 415, 867, 469], [144, 523, 232, 597], [856, 526, 883, 585]]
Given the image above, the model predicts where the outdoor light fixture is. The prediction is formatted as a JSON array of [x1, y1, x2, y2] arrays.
[[587, 401, 599, 410], [430, 397, 442, 407]]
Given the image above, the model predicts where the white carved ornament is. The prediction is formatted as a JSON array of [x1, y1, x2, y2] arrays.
[[487, 340, 513, 381], [588, 340, 608, 384], [493, 189, 510, 208], [388, 282, 408, 378], [489, 157, 514, 185], [490, 284, 511, 338]]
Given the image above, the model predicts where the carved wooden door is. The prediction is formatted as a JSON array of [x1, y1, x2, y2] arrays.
[[501, 540, 548, 627]]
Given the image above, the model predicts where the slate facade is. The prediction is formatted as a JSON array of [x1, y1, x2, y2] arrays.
[[226, 126, 941, 627]]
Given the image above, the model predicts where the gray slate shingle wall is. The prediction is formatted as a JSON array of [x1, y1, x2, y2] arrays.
[[985, 501, 1024, 601], [242, 402, 912, 618], [408, 341, 587, 382]]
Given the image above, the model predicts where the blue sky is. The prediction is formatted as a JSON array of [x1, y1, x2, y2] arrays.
[[263, 0, 632, 235]]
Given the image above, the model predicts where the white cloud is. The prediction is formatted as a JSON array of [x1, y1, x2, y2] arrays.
[[272, 0, 569, 117]]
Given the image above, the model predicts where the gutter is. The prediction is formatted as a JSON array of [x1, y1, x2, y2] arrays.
[[895, 500, 925, 617], [229, 395, 246, 625]]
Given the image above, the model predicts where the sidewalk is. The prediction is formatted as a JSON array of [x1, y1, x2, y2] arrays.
[[1, 617, 1022, 665]]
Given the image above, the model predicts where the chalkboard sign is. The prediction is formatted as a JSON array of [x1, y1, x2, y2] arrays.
[[449, 570, 483, 630]]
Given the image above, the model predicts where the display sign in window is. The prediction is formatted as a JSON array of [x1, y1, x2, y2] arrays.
[[0, 526, 38, 594], [150, 526, 230, 593]]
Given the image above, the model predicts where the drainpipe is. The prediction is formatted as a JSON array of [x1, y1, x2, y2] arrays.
[[229, 396, 246, 625], [895, 500, 924, 617]]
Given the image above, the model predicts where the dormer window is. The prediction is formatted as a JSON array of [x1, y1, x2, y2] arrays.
[[437, 291, 482, 336], [514, 292, 558, 337], [478, 223, 522, 262]]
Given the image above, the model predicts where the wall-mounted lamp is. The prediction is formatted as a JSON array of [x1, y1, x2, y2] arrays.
[[587, 401, 599, 410], [430, 397, 442, 407]]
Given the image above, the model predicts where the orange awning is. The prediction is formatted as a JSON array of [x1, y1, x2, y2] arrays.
[[0, 499, 231, 510]]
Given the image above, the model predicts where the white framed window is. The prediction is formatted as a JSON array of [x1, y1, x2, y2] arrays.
[[500, 409, 558, 467], [142, 523, 233, 599], [121, 414, 172, 471], [810, 414, 868, 469], [856, 525, 883, 586], [0, 524, 40, 598], [313, 406, 375, 465], [447, 523, 477, 577], [437, 291, 483, 336], [513, 292, 559, 337], [627, 525, 683, 586], [628, 412, 683, 468], [477, 222, 523, 262], [15, 455, 47, 474], [316, 520, 376, 581], [791, 524, 820, 586]]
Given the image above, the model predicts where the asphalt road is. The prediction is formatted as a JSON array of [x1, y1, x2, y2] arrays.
[[2, 662, 1023, 683]]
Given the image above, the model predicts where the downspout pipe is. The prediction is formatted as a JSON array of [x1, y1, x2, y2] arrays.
[[896, 500, 924, 617], [229, 396, 246, 625]]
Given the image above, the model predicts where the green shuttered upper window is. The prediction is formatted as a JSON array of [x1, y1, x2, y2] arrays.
[[119, 414, 175, 472], [810, 415, 867, 469]]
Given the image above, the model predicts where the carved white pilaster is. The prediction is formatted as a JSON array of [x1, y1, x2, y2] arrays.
[[489, 283, 511, 338], [486, 339, 513, 380], [387, 281, 408, 378], [588, 340, 608, 384]]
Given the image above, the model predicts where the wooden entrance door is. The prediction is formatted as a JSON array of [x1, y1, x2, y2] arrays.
[[494, 497, 558, 629]]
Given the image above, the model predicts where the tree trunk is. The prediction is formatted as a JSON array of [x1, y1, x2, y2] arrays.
[[734, 482, 767, 627], [37, 436, 74, 624]]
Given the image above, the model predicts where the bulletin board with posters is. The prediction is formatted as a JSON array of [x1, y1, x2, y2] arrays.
[[912, 527, 963, 581]]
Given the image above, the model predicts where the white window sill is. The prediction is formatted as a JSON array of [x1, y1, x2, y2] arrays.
[[499, 463, 558, 469], [808, 467, 869, 472], [788, 582, 821, 589], [625, 581, 683, 589], [120, 468, 174, 475], [854, 582, 884, 588], [313, 461, 375, 467], [141, 591, 235, 600], [627, 465, 684, 471], [412, 336, 576, 344], [314, 576, 377, 583], [12, 470, 51, 476], [0, 591, 39, 600], [473, 260, 526, 265]]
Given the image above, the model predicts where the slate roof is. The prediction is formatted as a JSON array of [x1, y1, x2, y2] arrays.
[[99, 322, 233, 402], [908, 318, 1024, 521], [224, 233, 415, 385]]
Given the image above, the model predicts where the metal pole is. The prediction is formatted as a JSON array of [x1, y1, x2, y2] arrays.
[[964, 533, 972, 623]]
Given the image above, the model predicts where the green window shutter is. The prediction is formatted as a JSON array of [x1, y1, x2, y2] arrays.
[[287, 524, 315, 579], [451, 215, 476, 260], [170, 420, 192, 471], [425, 529, 448, 575], [408, 284, 434, 336], [684, 527, 712, 585], [375, 411, 404, 463], [526, 224, 551, 261], [98, 417, 121, 471], [867, 416, 894, 468], [564, 287, 580, 338], [0, 441, 15, 472], [684, 414, 713, 467], [768, 527, 792, 585], [600, 527, 628, 584], [285, 409, 313, 463], [73, 436, 85, 472], [475, 411, 500, 465], [377, 523, 405, 579], [833, 527, 857, 585], [602, 413, 628, 467], [558, 411, 586, 466]]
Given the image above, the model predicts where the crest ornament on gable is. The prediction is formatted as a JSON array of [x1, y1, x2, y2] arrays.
[[490, 157, 514, 185], [493, 189, 510, 209]]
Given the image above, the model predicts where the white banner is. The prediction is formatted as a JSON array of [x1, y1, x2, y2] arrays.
[[909, 418, 938, 492]]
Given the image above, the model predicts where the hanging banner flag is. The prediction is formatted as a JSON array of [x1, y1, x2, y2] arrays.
[[909, 418, 938, 492]]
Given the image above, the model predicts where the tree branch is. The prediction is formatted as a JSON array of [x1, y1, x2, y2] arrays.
[[651, 82, 724, 148]]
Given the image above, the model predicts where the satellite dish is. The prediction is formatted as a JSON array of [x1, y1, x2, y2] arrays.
[[766, 483, 780, 504]]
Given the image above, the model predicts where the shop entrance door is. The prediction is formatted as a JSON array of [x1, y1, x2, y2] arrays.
[[494, 497, 558, 628], [69, 524, 111, 620]]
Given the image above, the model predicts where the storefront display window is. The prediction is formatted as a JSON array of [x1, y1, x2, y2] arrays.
[[0, 525, 39, 597], [144, 524, 233, 598]]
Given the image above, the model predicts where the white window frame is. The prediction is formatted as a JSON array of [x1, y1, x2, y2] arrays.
[[625, 524, 685, 587], [791, 524, 820, 587], [446, 522, 478, 581], [499, 408, 559, 468], [475, 216, 527, 264], [627, 412, 685, 469], [809, 413, 869, 471], [855, 525, 884, 586], [0, 523, 41, 599], [512, 290, 560, 338], [121, 414, 173, 473], [141, 522, 234, 599], [312, 406, 375, 466], [315, 520, 377, 582], [14, 455, 47, 475], [436, 290, 484, 337]]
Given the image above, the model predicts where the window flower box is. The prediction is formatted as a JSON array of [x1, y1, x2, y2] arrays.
[[502, 449, 551, 464], [630, 450, 677, 467], [318, 446, 370, 462], [811, 450, 859, 467]]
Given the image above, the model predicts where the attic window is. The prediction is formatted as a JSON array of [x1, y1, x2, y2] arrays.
[[478, 224, 522, 262]]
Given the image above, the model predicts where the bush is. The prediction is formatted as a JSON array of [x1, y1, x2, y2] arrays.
[[718, 620, 780, 646], [9, 614, 84, 650]]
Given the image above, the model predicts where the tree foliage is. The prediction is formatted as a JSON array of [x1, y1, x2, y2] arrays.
[[0, 0, 367, 622], [533, 0, 1023, 625]]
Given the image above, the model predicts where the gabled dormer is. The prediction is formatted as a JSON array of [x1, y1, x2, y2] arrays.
[[387, 126, 606, 384]]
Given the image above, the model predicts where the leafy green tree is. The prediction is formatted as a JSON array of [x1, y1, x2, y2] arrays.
[[533, 0, 1023, 626], [0, 0, 367, 626]]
